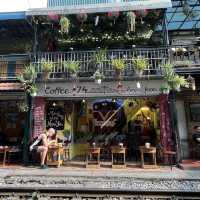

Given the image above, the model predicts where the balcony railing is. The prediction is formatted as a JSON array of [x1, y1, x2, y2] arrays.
[[33, 48, 169, 80], [1, 46, 200, 81], [0, 54, 30, 80]]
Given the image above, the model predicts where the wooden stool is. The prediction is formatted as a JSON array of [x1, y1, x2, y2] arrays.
[[111, 146, 126, 168], [46, 144, 64, 167], [86, 147, 101, 168], [140, 146, 157, 169]]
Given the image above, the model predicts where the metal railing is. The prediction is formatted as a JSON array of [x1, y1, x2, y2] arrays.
[[1, 46, 200, 80], [33, 47, 169, 80], [48, 0, 141, 7]]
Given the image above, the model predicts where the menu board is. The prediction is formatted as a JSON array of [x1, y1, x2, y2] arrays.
[[46, 106, 64, 130], [33, 97, 45, 138]]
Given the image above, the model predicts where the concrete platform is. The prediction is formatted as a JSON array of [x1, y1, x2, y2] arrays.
[[0, 165, 199, 193]]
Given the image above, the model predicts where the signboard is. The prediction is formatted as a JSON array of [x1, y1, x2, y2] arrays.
[[36, 80, 164, 98], [33, 97, 45, 138], [46, 106, 65, 130]]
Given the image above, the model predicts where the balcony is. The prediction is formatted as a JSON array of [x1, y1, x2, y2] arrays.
[[0, 54, 30, 81], [33, 47, 169, 81]]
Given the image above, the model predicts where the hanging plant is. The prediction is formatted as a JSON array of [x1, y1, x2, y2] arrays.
[[48, 12, 59, 22], [132, 57, 148, 76], [60, 16, 70, 34], [41, 58, 54, 81], [127, 11, 136, 32], [111, 58, 126, 79], [17, 64, 38, 96]]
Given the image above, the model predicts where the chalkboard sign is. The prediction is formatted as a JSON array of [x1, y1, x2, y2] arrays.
[[46, 106, 64, 130]]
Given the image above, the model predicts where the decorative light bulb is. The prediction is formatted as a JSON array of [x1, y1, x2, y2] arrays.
[[136, 81, 141, 89]]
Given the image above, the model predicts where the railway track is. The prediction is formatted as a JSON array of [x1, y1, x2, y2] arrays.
[[0, 187, 200, 200]]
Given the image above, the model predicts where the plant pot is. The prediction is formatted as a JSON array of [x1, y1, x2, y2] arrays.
[[70, 72, 77, 79], [162, 88, 170, 95], [115, 69, 122, 79], [43, 72, 50, 81], [135, 69, 143, 77], [95, 79, 102, 84]]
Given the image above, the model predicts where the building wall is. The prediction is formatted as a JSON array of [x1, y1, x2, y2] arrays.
[[176, 100, 189, 159]]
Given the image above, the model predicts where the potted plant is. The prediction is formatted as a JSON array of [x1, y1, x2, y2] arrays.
[[95, 49, 107, 68], [111, 58, 126, 79], [160, 84, 170, 95], [163, 63, 189, 92], [92, 69, 105, 84], [63, 60, 80, 78], [41, 59, 54, 81], [132, 57, 148, 76], [171, 75, 189, 91], [60, 16, 70, 34]]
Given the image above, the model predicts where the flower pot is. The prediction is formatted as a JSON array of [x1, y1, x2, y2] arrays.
[[43, 72, 50, 81], [135, 69, 143, 77], [95, 79, 102, 84], [115, 69, 122, 79]]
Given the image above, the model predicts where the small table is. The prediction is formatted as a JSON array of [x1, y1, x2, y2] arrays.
[[139, 146, 157, 169], [111, 146, 126, 168], [86, 147, 101, 168], [0, 146, 9, 166], [46, 144, 64, 167]]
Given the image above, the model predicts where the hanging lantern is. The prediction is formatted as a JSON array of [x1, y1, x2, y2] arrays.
[[187, 75, 196, 91], [47, 12, 59, 22], [136, 9, 148, 18], [107, 11, 120, 19], [76, 13, 88, 23], [127, 11, 136, 32]]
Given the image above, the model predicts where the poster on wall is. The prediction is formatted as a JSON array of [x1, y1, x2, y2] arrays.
[[46, 106, 65, 130]]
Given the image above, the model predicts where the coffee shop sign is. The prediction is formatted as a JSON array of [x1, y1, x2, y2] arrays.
[[39, 84, 161, 97]]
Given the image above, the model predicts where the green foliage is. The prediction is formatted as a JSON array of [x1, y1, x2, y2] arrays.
[[63, 60, 80, 73], [93, 69, 105, 80], [111, 58, 126, 71], [17, 64, 38, 96], [60, 16, 70, 34], [95, 49, 107, 64], [162, 63, 189, 92], [132, 57, 148, 71], [17, 101, 29, 112], [41, 59, 54, 73]]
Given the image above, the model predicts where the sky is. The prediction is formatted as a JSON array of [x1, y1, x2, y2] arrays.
[[0, 0, 47, 12]]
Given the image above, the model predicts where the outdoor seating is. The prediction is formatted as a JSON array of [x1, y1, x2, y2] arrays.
[[111, 146, 126, 168], [139, 146, 157, 169], [86, 146, 101, 168], [46, 143, 64, 167]]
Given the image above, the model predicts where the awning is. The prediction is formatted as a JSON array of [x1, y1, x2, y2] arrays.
[[0, 82, 23, 91], [26, 0, 172, 16], [0, 12, 26, 20]]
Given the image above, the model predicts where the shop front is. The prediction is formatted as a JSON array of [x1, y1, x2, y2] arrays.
[[0, 83, 26, 164], [33, 79, 174, 165]]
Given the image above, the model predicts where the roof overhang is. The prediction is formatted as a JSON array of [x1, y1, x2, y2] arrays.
[[0, 12, 26, 20], [26, 0, 172, 16]]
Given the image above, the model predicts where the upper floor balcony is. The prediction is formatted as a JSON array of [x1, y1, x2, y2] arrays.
[[0, 54, 30, 81], [0, 45, 200, 81]]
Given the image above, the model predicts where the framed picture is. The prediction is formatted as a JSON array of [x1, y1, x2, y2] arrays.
[[189, 103, 200, 122]]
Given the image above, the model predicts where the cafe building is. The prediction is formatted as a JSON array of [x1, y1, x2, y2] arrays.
[[32, 78, 175, 165]]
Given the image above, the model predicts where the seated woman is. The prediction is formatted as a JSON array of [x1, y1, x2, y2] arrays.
[[30, 128, 57, 169]]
